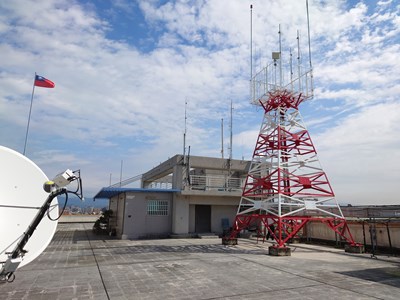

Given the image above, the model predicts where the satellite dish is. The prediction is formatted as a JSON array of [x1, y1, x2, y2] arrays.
[[0, 146, 59, 269]]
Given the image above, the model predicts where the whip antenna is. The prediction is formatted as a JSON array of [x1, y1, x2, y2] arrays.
[[250, 4, 253, 81], [306, 0, 313, 70]]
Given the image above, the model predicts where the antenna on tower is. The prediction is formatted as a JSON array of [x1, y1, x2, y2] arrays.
[[278, 24, 282, 87], [306, 0, 314, 94], [306, 0, 313, 70], [289, 47, 293, 91], [297, 30, 302, 92], [250, 4, 253, 82]]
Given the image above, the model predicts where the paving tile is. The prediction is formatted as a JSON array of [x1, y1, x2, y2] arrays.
[[2, 223, 400, 300]]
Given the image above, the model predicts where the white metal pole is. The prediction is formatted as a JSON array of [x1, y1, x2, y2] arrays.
[[183, 99, 187, 164], [297, 30, 301, 92], [250, 4, 253, 81], [250, 4, 253, 102], [279, 24, 282, 88], [120, 160, 123, 187], [306, 0, 313, 70], [290, 48, 293, 92], [221, 118, 224, 159], [229, 100, 233, 162], [23, 73, 37, 156]]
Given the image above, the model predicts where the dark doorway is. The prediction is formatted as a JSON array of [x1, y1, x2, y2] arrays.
[[195, 205, 211, 233]]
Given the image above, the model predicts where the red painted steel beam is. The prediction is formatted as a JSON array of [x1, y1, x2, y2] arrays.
[[229, 215, 358, 248]]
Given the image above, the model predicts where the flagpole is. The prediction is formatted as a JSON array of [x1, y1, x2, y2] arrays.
[[23, 73, 36, 156]]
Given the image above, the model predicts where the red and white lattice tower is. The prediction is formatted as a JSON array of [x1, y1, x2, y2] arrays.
[[228, 31, 361, 253]]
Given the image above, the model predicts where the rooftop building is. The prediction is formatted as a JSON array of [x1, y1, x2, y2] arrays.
[[95, 154, 251, 239]]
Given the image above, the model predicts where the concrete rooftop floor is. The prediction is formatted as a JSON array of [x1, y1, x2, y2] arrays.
[[1, 223, 400, 300]]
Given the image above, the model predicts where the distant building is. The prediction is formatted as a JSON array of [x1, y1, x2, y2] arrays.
[[81, 206, 91, 214], [70, 206, 82, 214], [94, 154, 250, 239]]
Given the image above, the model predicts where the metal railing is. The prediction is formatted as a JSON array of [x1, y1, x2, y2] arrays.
[[147, 182, 173, 189], [110, 174, 245, 192], [108, 174, 143, 188], [189, 175, 244, 192], [250, 61, 314, 105]]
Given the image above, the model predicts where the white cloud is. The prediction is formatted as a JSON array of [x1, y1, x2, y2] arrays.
[[0, 0, 398, 203], [313, 102, 400, 205]]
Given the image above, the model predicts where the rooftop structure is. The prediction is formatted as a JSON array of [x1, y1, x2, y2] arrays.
[[94, 155, 251, 239]]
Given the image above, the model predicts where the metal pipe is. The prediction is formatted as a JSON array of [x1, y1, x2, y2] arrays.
[[306, 0, 313, 70], [279, 24, 282, 87], [250, 5, 253, 80], [297, 30, 301, 92], [362, 221, 367, 250], [386, 222, 393, 255]]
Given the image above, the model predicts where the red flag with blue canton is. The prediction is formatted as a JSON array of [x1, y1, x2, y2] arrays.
[[34, 75, 55, 88]]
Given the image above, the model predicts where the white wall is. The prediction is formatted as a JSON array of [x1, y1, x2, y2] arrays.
[[211, 205, 237, 233], [122, 192, 172, 239], [172, 194, 190, 234]]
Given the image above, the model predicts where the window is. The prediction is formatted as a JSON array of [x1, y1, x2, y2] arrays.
[[147, 200, 169, 216]]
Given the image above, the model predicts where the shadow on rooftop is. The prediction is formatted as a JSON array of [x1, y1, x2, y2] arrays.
[[338, 267, 400, 288], [104, 242, 268, 256], [51, 228, 118, 244], [53, 228, 269, 255]]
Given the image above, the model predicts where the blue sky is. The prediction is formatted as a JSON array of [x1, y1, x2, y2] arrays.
[[0, 0, 399, 205]]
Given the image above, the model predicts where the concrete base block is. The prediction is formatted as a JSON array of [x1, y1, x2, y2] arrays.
[[240, 232, 253, 239], [198, 233, 219, 239], [269, 246, 291, 256], [290, 237, 301, 244], [170, 233, 195, 239], [345, 244, 365, 254], [222, 238, 238, 245]]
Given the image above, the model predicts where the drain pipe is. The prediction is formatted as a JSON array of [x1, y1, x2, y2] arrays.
[[386, 221, 393, 256]]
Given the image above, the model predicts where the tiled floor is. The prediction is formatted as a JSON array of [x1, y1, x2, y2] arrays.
[[1, 223, 400, 299]]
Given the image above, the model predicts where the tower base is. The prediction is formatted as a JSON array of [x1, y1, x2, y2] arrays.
[[269, 245, 291, 256], [222, 237, 238, 245], [345, 244, 365, 254]]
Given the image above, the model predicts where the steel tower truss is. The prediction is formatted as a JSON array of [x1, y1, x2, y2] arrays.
[[230, 90, 357, 248]]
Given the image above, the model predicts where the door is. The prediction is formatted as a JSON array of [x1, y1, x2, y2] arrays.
[[195, 205, 211, 233]]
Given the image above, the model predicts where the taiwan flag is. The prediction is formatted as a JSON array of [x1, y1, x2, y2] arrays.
[[34, 75, 55, 88]]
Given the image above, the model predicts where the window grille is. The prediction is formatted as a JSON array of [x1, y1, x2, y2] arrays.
[[147, 200, 169, 216]]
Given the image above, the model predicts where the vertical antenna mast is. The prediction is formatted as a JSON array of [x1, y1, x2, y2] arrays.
[[306, 0, 314, 95], [229, 100, 233, 161], [183, 99, 187, 164], [278, 24, 282, 88], [119, 160, 123, 187], [297, 30, 301, 92], [289, 47, 293, 91], [306, 0, 313, 70], [250, 4, 253, 81], [221, 118, 224, 159]]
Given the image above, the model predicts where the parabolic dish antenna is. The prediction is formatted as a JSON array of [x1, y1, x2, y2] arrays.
[[0, 146, 59, 268]]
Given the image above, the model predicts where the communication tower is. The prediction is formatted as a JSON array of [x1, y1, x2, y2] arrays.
[[226, 7, 363, 255]]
